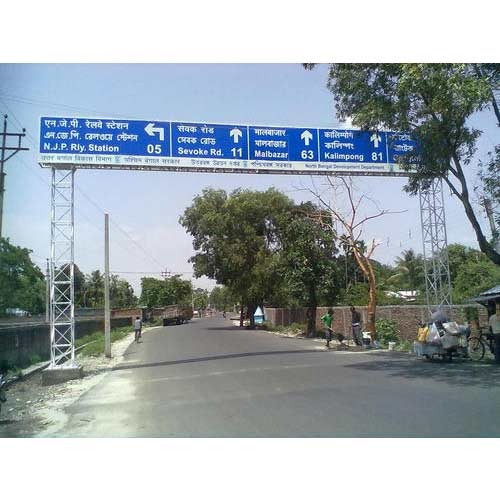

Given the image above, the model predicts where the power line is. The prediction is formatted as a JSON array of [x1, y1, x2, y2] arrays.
[[1, 101, 166, 272], [0, 92, 134, 120], [112, 270, 195, 275]]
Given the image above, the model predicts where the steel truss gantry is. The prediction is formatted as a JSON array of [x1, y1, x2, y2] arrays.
[[44, 161, 452, 364], [49, 167, 76, 368], [419, 178, 453, 313]]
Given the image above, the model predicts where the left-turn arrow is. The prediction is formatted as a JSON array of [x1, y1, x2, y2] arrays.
[[145, 123, 165, 141]]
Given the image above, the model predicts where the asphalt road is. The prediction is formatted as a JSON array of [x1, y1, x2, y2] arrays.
[[53, 316, 500, 437]]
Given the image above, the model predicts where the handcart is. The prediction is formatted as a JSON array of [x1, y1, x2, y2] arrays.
[[414, 321, 469, 361]]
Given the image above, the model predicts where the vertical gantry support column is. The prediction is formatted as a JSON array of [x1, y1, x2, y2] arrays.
[[419, 178, 453, 314], [49, 166, 77, 368]]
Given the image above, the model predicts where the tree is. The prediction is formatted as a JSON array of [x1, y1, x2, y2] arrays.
[[209, 286, 236, 311], [445, 243, 500, 303], [110, 275, 138, 308], [180, 188, 292, 328], [0, 237, 45, 315], [391, 249, 425, 292], [307, 63, 500, 265], [85, 270, 104, 308], [477, 146, 500, 244], [453, 259, 500, 303], [73, 264, 86, 307], [140, 275, 192, 308], [307, 177, 400, 340], [193, 288, 209, 311], [276, 202, 341, 337]]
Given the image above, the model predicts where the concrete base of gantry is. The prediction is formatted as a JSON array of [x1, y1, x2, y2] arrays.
[[41, 365, 84, 386]]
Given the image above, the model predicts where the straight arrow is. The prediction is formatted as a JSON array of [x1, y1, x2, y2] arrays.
[[301, 130, 313, 146], [230, 128, 243, 144]]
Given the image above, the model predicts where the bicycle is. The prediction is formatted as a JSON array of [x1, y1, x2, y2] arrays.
[[467, 327, 495, 361]]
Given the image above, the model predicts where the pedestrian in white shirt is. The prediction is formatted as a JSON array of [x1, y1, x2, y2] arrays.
[[134, 316, 142, 342]]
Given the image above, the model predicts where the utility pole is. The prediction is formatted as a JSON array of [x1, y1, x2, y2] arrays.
[[45, 258, 50, 323], [483, 197, 500, 252], [104, 213, 111, 358], [0, 115, 29, 238]]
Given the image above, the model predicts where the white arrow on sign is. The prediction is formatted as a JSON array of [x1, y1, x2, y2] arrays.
[[145, 123, 165, 141], [370, 133, 382, 148], [230, 127, 243, 143], [301, 130, 313, 146]]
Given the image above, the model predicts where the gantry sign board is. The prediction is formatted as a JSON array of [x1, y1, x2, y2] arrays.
[[39, 117, 418, 176]]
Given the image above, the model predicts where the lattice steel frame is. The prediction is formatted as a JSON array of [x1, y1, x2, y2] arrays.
[[49, 167, 76, 367], [41, 162, 452, 361], [419, 178, 453, 313]]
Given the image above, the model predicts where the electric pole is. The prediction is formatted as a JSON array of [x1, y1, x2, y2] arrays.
[[46, 258, 50, 323], [483, 197, 500, 252], [104, 213, 111, 358], [0, 115, 29, 238]]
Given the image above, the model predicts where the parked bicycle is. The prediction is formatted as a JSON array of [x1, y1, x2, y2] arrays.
[[467, 327, 495, 361]]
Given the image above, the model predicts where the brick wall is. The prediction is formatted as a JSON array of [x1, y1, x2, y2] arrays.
[[264, 305, 488, 341]]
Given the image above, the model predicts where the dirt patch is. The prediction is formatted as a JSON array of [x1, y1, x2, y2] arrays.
[[0, 326, 160, 438]]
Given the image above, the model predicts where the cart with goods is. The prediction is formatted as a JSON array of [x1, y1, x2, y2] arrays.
[[414, 321, 470, 361]]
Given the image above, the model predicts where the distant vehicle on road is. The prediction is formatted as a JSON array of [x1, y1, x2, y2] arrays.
[[5, 308, 30, 317], [162, 305, 193, 326]]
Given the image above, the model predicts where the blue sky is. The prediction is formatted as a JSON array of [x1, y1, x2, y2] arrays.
[[0, 63, 497, 294]]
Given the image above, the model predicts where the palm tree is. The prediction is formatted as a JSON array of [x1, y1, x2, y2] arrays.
[[391, 249, 424, 291]]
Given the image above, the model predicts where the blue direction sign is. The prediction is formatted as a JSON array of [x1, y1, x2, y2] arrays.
[[40, 116, 170, 159], [39, 116, 418, 176], [171, 122, 248, 160], [386, 131, 419, 165], [318, 129, 387, 164], [248, 126, 319, 162]]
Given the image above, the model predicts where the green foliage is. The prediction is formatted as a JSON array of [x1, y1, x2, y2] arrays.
[[461, 306, 479, 323], [180, 188, 294, 318], [375, 319, 399, 346], [84, 269, 104, 307], [76, 325, 133, 357], [444, 243, 500, 302], [140, 275, 192, 308], [317, 63, 500, 265], [395, 339, 412, 352], [452, 257, 500, 303], [477, 146, 500, 242], [209, 285, 236, 311], [110, 275, 138, 308], [276, 202, 341, 309], [478, 146, 500, 204], [28, 354, 42, 365], [391, 249, 425, 291], [193, 288, 209, 310], [342, 283, 370, 305], [0, 237, 45, 315], [68, 266, 137, 309]]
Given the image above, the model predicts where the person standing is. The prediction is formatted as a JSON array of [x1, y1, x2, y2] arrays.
[[321, 308, 335, 348], [134, 316, 142, 342], [488, 303, 500, 362], [350, 306, 363, 346]]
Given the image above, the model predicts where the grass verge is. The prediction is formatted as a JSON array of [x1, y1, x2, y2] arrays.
[[76, 325, 135, 357]]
